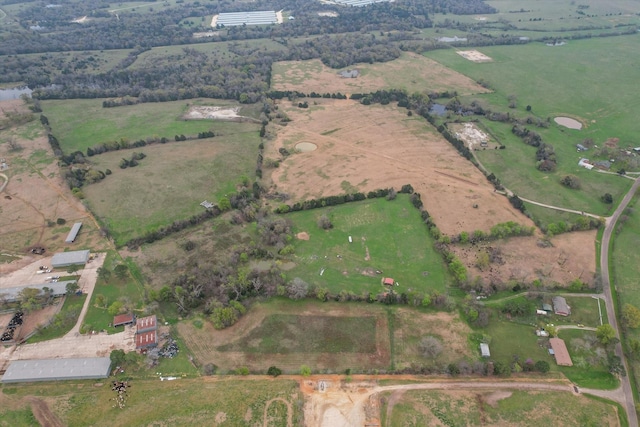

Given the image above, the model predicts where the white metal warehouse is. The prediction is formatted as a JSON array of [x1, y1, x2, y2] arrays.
[[51, 250, 90, 268], [216, 11, 277, 27], [1, 357, 111, 383]]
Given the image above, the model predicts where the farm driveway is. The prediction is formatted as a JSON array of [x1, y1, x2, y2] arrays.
[[66, 253, 105, 336]]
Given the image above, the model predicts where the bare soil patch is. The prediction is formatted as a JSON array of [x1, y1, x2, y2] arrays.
[[448, 122, 498, 149], [183, 105, 256, 122], [177, 302, 391, 373], [451, 230, 596, 287], [265, 99, 530, 236], [457, 50, 493, 62], [296, 231, 310, 240], [28, 397, 64, 427], [271, 52, 491, 96], [17, 303, 62, 341], [0, 99, 109, 269], [483, 390, 512, 407]]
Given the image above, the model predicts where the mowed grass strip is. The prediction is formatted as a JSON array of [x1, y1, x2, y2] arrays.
[[41, 98, 259, 154], [285, 195, 449, 295], [217, 314, 376, 353]]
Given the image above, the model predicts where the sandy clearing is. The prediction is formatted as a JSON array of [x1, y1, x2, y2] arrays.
[[457, 50, 493, 62], [276, 10, 284, 24], [265, 99, 532, 236], [211, 14, 219, 27]]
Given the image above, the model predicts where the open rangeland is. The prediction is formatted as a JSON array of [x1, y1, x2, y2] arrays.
[[450, 229, 597, 287], [41, 98, 262, 154], [265, 99, 530, 236], [381, 389, 619, 426], [283, 195, 450, 294], [82, 128, 259, 246], [0, 378, 302, 427], [271, 52, 492, 96], [0, 99, 109, 268], [178, 300, 474, 374]]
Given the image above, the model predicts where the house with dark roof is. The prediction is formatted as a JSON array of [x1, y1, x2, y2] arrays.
[[113, 313, 135, 328], [552, 296, 571, 316]]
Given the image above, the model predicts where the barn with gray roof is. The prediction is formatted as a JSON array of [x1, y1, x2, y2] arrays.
[[51, 250, 90, 268], [1, 357, 111, 383]]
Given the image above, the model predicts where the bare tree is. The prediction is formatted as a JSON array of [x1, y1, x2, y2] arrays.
[[419, 336, 443, 359], [7, 136, 21, 151], [287, 277, 309, 300]]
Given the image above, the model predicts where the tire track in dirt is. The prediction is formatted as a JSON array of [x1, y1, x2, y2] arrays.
[[263, 397, 293, 427], [28, 397, 64, 427]]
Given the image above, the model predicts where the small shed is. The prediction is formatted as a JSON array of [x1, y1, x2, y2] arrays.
[[65, 222, 83, 244], [542, 303, 553, 312], [536, 309, 548, 315], [480, 343, 491, 358], [382, 277, 395, 286], [136, 330, 158, 350], [113, 313, 135, 328], [136, 315, 157, 333], [549, 338, 573, 366], [552, 296, 571, 316]]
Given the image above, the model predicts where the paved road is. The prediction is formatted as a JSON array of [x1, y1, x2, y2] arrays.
[[600, 175, 640, 427]]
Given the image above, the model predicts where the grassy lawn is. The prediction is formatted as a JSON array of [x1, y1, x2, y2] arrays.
[[1, 378, 302, 427], [0, 407, 37, 426], [81, 125, 260, 246], [383, 389, 620, 427], [27, 295, 87, 343], [217, 314, 377, 354], [82, 253, 145, 334], [284, 195, 450, 295], [524, 201, 608, 230], [42, 98, 261, 154]]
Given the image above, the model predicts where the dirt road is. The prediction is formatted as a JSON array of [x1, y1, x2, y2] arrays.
[[66, 253, 105, 336], [600, 176, 640, 427], [301, 377, 625, 427]]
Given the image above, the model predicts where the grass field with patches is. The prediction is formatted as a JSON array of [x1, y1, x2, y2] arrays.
[[27, 294, 86, 343], [284, 195, 450, 295], [1, 378, 302, 427], [382, 389, 620, 427], [42, 98, 261, 154], [81, 125, 259, 245]]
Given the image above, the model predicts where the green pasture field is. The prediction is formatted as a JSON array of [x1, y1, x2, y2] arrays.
[[218, 314, 377, 354], [611, 194, 640, 394], [82, 127, 259, 245], [382, 389, 621, 427], [41, 98, 261, 154], [27, 295, 87, 343], [426, 37, 640, 146], [284, 195, 450, 295], [1, 378, 302, 427], [0, 407, 37, 427], [82, 252, 145, 334], [474, 118, 632, 215]]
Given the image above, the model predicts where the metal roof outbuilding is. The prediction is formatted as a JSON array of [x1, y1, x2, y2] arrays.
[[1, 357, 111, 383], [65, 222, 83, 243], [51, 250, 90, 268]]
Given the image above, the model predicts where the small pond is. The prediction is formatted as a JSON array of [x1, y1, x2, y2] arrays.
[[554, 116, 582, 130], [0, 87, 32, 101], [429, 104, 447, 116]]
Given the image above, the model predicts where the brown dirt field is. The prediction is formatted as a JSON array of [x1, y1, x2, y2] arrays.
[[450, 230, 597, 288], [0, 99, 110, 273], [271, 52, 491, 96], [28, 397, 64, 427], [16, 303, 62, 341], [265, 99, 531, 236], [393, 310, 472, 370], [177, 301, 391, 373]]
